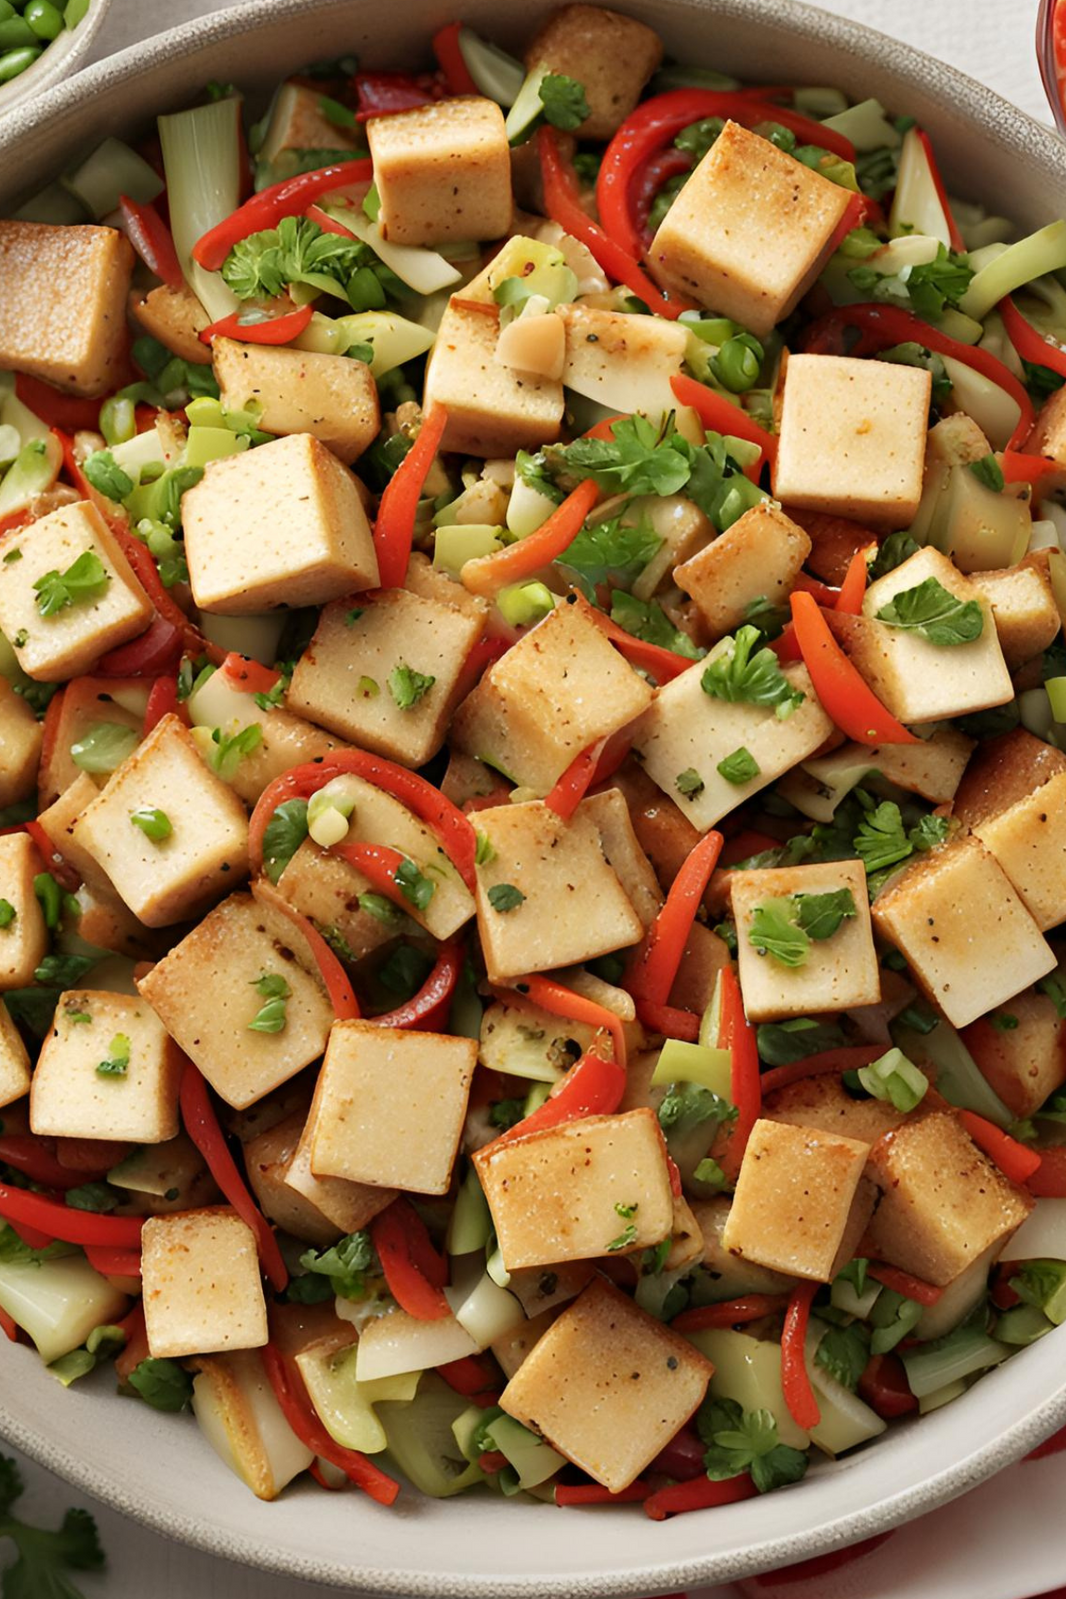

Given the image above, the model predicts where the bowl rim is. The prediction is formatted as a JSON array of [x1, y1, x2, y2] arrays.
[[2, 0, 1066, 1593]]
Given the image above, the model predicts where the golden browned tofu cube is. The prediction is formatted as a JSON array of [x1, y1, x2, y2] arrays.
[[558, 303, 687, 420], [579, 787, 663, 928], [0, 501, 152, 681], [731, 860, 880, 1022], [0, 222, 134, 396], [36, 672, 146, 809], [244, 1111, 342, 1248], [29, 989, 181, 1143], [472, 799, 643, 982], [0, 832, 48, 991], [451, 594, 653, 794], [968, 564, 1060, 671], [0, 678, 42, 809], [873, 836, 1056, 1028], [182, 432, 379, 614], [423, 300, 564, 458], [0, 1001, 30, 1109], [310, 1021, 476, 1195], [649, 123, 850, 338], [129, 282, 212, 366], [954, 727, 1066, 830], [674, 502, 811, 641], [191, 1348, 313, 1500], [1026, 385, 1066, 487], [762, 1071, 907, 1146], [474, 1109, 674, 1271], [774, 354, 931, 525], [863, 1111, 1033, 1285], [610, 760, 702, 887], [141, 1208, 269, 1358], [723, 1117, 873, 1282], [692, 1195, 797, 1299], [525, 5, 662, 138], [288, 587, 484, 769], [852, 728, 974, 805], [138, 892, 334, 1109], [212, 338, 380, 467], [961, 988, 1066, 1120], [970, 771, 1066, 932], [284, 1089, 397, 1235], [35, 772, 115, 899], [275, 841, 396, 967], [259, 81, 363, 161], [367, 97, 512, 247], [500, 1277, 712, 1492]]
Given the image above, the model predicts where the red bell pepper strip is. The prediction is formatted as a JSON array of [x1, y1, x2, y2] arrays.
[[1000, 449, 1062, 488], [859, 1353, 918, 1419], [372, 939, 462, 1031], [757, 1044, 887, 1099], [252, 877, 361, 1021], [781, 1281, 821, 1431], [370, 1198, 450, 1320], [24, 819, 81, 893], [333, 841, 415, 912], [581, 599, 697, 682], [178, 1062, 288, 1292], [374, 400, 449, 589], [537, 127, 693, 320], [718, 964, 761, 1179], [834, 547, 871, 614], [636, 999, 700, 1042], [0, 1308, 16, 1342], [490, 1043, 626, 1148], [118, 194, 183, 288], [304, 202, 356, 238], [84, 1244, 143, 1278], [591, 728, 632, 786], [914, 129, 966, 252], [0, 1183, 143, 1248], [0, 510, 32, 541], [670, 1294, 791, 1333], [437, 1352, 502, 1407], [463, 479, 599, 597], [143, 674, 179, 736], [791, 590, 921, 745], [1000, 292, 1066, 381], [261, 1342, 400, 1505], [628, 830, 724, 1008], [794, 571, 840, 606], [556, 1481, 651, 1506], [958, 1109, 1042, 1184], [193, 160, 374, 270], [544, 743, 600, 821], [355, 71, 442, 120], [220, 652, 283, 697], [632, 147, 693, 247], [867, 1263, 943, 1307], [670, 373, 776, 474], [200, 303, 314, 347], [15, 374, 101, 432], [0, 1135, 91, 1190], [1025, 1145, 1066, 1198], [644, 1472, 757, 1520], [432, 23, 479, 94], [501, 972, 627, 1066], [96, 615, 185, 678]]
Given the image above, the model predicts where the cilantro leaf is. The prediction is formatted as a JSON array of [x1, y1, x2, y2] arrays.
[[248, 971, 290, 1033], [298, 1230, 375, 1299], [701, 625, 804, 718], [854, 800, 912, 874], [675, 768, 705, 800], [221, 214, 368, 302], [909, 813, 951, 852], [262, 797, 309, 883], [657, 1082, 734, 1133], [32, 551, 110, 619], [394, 858, 435, 911], [875, 577, 984, 646], [209, 722, 263, 781], [488, 883, 525, 913], [609, 591, 703, 659], [34, 953, 96, 988], [794, 887, 857, 941], [902, 244, 974, 319], [815, 1321, 871, 1391], [81, 448, 134, 503], [866, 529, 919, 582], [756, 1017, 846, 1067], [388, 662, 436, 710], [717, 746, 760, 785], [0, 1452, 105, 1599], [968, 453, 1005, 492], [127, 1357, 193, 1412], [557, 514, 663, 592], [538, 72, 590, 131], [547, 415, 693, 498], [697, 1398, 809, 1495], [748, 899, 810, 968]]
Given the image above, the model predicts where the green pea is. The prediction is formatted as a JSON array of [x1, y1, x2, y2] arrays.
[[0, 5, 15, 26], [100, 395, 136, 446], [25, 0, 62, 39], [63, 0, 90, 25], [346, 265, 387, 312], [0, 43, 39, 79], [0, 16, 34, 47], [712, 332, 764, 394]]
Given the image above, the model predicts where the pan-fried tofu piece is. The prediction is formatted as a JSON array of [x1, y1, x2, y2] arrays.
[[72, 714, 248, 928], [309, 1021, 476, 1195], [692, 1195, 797, 1299], [274, 841, 396, 967], [423, 300, 564, 457], [0, 1001, 30, 1109], [953, 728, 1066, 830], [212, 339, 379, 466], [192, 1348, 314, 1501], [35, 772, 116, 898], [524, 6, 662, 139], [141, 1209, 269, 1358], [284, 1091, 397, 1235], [580, 787, 663, 927], [472, 799, 643, 982], [631, 657, 833, 833], [961, 988, 1066, 1120], [0, 501, 152, 682], [873, 836, 1056, 1028], [259, 80, 362, 161], [730, 860, 880, 1021], [70, 882, 163, 964], [648, 123, 850, 338], [36, 673, 146, 808], [855, 728, 974, 805], [763, 1072, 907, 1145], [826, 547, 1012, 724], [137, 891, 334, 1109], [968, 565, 1060, 671], [863, 1111, 1033, 1285], [499, 1277, 712, 1492], [474, 1109, 674, 1270], [129, 282, 212, 366], [674, 502, 812, 640], [288, 587, 484, 769], [610, 760, 702, 887], [971, 771, 1066, 931], [492, 1307, 560, 1380], [722, 1118, 873, 1282], [0, 832, 48, 990], [774, 354, 931, 525], [181, 432, 379, 614], [451, 595, 653, 793], [558, 304, 687, 421], [186, 692, 344, 810], [244, 1111, 342, 1248], [0, 678, 42, 809], [0, 222, 134, 396], [1025, 385, 1066, 489], [29, 989, 181, 1143], [367, 97, 512, 247]]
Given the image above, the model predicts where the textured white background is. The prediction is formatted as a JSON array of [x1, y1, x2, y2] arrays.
[[1, 1, 1059, 1595]]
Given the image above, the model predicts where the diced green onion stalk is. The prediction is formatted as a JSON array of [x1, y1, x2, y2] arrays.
[[0, 435, 61, 519], [650, 63, 742, 93], [822, 97, 901, 152], [0, 47, 42, 86], [857, 1047, 929, 1113], [456, 28, 525, 106], [652, 1036, 732, 1098], [503, 65, 549, 142], [99, 396, 136, 447], [0, 423, 20, 468], [445, 1256, 525, 1348], [307, 781, 357, 848], [497, 581, 555, 628], [158, 97, 244, 322], [892, 1017, 1013, 1127], [0, 1252, 127, 1365], [325, 206, 462, 297], [433, 523, 504, 577], [900, 1319, 1009, 1397], [71, 721, 139, 774], [294, 309, 435, 375], [960, 220, 1066, 322], [447, 1165, 493, 1256], [62, 137, 163, 221]]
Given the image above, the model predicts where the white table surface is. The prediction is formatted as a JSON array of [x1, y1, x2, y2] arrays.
[[1, 0, 1058, 1594]]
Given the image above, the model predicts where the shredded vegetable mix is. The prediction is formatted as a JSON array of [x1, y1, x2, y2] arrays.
[[0, 3, 1065, 1522]]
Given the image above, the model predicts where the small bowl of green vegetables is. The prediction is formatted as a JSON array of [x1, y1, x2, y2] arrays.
[[0, 0, 109, 117]]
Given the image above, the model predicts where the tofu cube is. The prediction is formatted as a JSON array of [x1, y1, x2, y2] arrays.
[[35, 772, 116, 899], [284, 1092, 397, 1235], [827, 547, 1012, 725], [970, 771, 1066, 932], [288, 587, 483, 768], [610, 760, 702, 886], [37, 672, 146, 810], [451, 595, 653, 794], [872, 836, 1056, 1028], [274, 841, 397, 967], [861, 727, 974, 805], [211, 338, 379, 467], [0, 501, 152, 682], [129, 282, 212, 366], [648, 122, 850, 338], [524, 5, 662, 139], [968, 564, 1061, 671], [762, 1071, 908, 1146], [499, 1277, 712, 1492], [0, 678, 42, 809], [29, 989, 181, 1142], [0, 832, 48, 990], [260, 80, 362, 162], [474, 1108, 673, 1270], [137, 891, 334, 1109], [244, 1110, 343, 1248], [953, 727, 1066, 831], [631, 657, 833, 833], [367, 97, 512, 247], [674, 502, 811, 640], [730, 860, 880, 1021], [141, 1208, 268, 1358], [181, 432, 379, 614], [774, 354, 931, 525], [472, 799, 643, 982], [423, 300, 564, 458], [558, 304, 687, 421], [863, 1111, 1033, 1285], [692, 1194, 797, 1299], [722, 1117, 873, 1282], [961, 988, 1066, 1120], [1025, 385, 1066, 488], [579, 787, 663, 927], [71, 713, 249, 928], [191, 1348, 314, 1502], [0, 222, 134, 396], [0, 1001, 30, 1109], [309, 1021, 476, 1195]]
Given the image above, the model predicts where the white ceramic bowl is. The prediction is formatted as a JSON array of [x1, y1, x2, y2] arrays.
[[1, 3, 1066, 1594], [0, 0, 110, 118]]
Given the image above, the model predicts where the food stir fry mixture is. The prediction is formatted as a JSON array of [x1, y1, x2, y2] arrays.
[[1, 1, 1066, 1520]]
